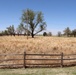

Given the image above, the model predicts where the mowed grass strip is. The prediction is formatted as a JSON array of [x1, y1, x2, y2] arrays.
[[0, 66, 76, 75]]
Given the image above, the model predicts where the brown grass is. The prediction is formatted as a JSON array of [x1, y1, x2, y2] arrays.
[[0, 36, 76, 66], [0, 36, 76, 54]]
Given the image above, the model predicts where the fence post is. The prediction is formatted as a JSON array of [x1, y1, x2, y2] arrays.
[[24, 51, 26, 68], [61, 52, 63, 68]]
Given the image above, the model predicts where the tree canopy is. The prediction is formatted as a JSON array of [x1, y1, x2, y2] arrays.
[[21, 9, 47, 38], [63, 27, 71, 36]]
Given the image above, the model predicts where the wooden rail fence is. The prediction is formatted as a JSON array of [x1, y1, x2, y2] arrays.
[[0, 52, 76, 68]]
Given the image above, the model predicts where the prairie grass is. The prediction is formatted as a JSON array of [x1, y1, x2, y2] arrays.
[[0, 36, 76, 54], [0, 36, 76, 65]]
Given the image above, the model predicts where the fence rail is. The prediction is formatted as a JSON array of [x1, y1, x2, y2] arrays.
[[0, 52, 76, 68]]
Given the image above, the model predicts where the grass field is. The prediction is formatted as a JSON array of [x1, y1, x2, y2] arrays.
[[0, 66, 76, 75], [0, 36, 76, 54], [0, 36, 76, 67]]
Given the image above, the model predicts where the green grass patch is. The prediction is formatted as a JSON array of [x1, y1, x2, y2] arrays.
[[0, 66, 76, 75]]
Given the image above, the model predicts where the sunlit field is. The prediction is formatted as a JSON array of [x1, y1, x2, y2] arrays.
[[0, 36, 76, 54], [0, 36, 76, 66]]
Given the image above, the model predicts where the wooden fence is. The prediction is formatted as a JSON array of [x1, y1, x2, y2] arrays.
[[0, 52, 76, 68]]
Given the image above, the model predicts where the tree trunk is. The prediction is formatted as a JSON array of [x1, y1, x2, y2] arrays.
[[31, 30, 34, 38], [31, 33, 34, 38]]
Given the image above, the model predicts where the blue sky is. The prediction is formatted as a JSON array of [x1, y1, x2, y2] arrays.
[[0, 0, 76, 34]]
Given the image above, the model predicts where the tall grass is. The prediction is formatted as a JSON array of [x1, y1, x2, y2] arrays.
[[0, 36, 76, 54]]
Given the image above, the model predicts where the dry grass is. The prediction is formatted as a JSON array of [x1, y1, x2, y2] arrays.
[[0, 36, 76, 54], [0, 36, 76, 66]]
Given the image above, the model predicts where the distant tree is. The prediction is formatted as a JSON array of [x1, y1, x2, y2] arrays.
[[7, 25, 15, 35], [48, 32, 52, 36], [0, 30, 8, 36], [43, 32, 47, 36], [72, 29, 76, 37], [0, 31, 2, 36], [21, 9, 47, 38], [57, 31, 61, 37], [3, 30, 8, 35], [63, 27, 71, 37]]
